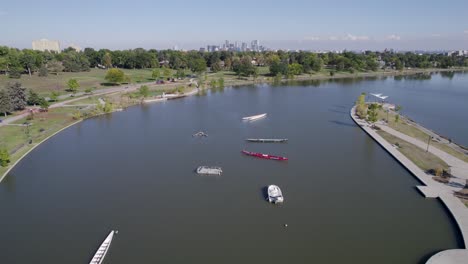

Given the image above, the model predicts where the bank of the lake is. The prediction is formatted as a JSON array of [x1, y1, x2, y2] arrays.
[[2, 67, 467, 180]]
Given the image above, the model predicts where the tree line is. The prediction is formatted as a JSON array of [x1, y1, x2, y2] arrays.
[[1, 46, 467, 79]]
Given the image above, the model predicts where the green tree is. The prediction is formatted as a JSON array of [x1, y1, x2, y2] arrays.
[[191, 58, 207, 75], [103, 102, 113, 113], [72, 110, 82, 120], [139, 85, 150, 97], [176, 69, 185, 79], [367, 103, 379, 124], [0, 149, 10, 167], [102, 52, 112, 68], [67, 79, 80, 93], [20, 50, 38, 76], [105, 68, 125, 83], [355, 92, 367, 119], [50, 91, 60, 102], [395, 114, 400, 123], [210, 61, 222, 72], [27, 89, 42, 105], [268, 55, 285, 76], [287, 63, 303, 76], [8, 67, 22, 79], [47, 60, 64, 75], [217, 77, 224, 88], [7, 82, 27, 110], [39, 97, 50, 111], [162, 67, 171, 79], [209, 79, 217, 87], [395, 59, 404, 71], [152, 68, 161, 80], [0, 89, 12, 116], [38, 65, 48, 77]]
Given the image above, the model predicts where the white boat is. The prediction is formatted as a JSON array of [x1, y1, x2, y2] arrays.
[[242, 113, 267, 121], [196, 166, 223, 175], [267, 185, 284, 204], [90, 231, 114, 264]]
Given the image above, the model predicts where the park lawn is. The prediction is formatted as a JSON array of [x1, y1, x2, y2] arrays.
[[376, 108, 468, 163], [66, 96, 100, 105], [0, 68, 156, 97], [377, 130, 449, 172], [1, 107, 78, 153], [0, 107, 80, 177]]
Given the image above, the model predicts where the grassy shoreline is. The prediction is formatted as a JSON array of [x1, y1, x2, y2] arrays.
[[1, 67, 467, 180]]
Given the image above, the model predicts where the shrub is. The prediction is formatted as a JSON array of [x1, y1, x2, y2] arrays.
[[0, 149, 10, 167], [72, 111, 82, 120]]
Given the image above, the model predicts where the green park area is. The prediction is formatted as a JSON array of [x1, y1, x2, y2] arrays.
[[356, 93, 468, 174]]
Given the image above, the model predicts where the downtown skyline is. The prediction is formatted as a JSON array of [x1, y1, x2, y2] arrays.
[[1, 0, 468, 50]]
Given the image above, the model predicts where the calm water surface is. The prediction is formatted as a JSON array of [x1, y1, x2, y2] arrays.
[[0, 72, 467, 264]]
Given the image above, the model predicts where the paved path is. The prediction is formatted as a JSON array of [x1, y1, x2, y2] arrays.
[[350, 106, 468, 263], [378, 124, 468, 183], [0, 80, 190, 127]]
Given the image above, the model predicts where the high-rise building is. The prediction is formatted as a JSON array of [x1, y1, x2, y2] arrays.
[[32, 39, 61, 52], [241, 42, 247, 52], [251, 40, 260, 52]]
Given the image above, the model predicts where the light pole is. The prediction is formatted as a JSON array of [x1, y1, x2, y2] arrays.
[[426, 135, 433, 152]]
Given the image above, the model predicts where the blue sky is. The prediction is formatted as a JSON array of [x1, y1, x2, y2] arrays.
[[1, 0, 468, 50]]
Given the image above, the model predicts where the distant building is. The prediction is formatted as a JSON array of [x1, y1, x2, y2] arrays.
[[251, 40, 260, 52], [32, 39, 60, 52]]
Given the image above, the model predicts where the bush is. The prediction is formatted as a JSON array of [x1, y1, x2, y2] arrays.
[[38, 65, 48, 77], [217, 77, 225, 88], [9, 68, 22, 79], [72, 111, 82, 120], [0, 149, 10, 167], [139, 85, 149, 97]]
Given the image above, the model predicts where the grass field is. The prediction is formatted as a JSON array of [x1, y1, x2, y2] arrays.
[[0, 68, 161, 96], [377, 130, 449, 172], [375, 108, 468, 162], [0, 107, 80, 177]]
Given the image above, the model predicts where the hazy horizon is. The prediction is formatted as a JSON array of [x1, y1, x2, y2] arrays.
[[1, 0, 468, 51]]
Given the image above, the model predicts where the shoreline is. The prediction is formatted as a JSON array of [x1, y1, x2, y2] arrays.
[[0, 120, 83, 182], [1, 68, 467, 181], [225, 67, 468, 87], [350, 106, 468, 264]]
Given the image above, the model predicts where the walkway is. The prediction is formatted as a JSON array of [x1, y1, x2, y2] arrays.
[[378, 124, 468, 182], [0, 80, 190, 127], [350, 106, 468, 264]]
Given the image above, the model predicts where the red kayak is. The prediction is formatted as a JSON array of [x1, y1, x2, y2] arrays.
[[241, 150, 288, 161]]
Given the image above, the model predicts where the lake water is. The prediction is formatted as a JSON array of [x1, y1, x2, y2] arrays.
[[1, 72, 467, 264]]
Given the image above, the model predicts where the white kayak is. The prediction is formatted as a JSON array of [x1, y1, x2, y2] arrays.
[[267, 185, 284, 204], [90, 230, 114, 264], [242, 113, 267, 121]]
